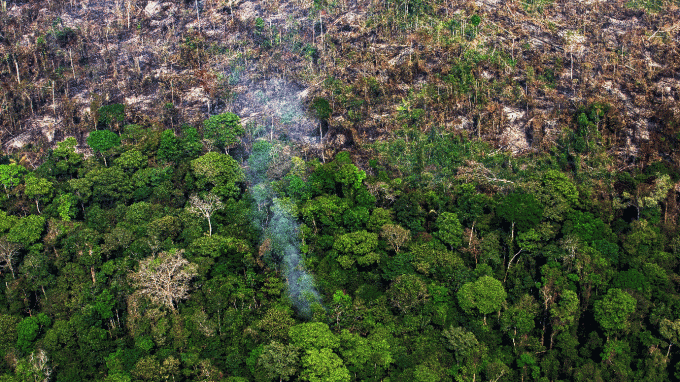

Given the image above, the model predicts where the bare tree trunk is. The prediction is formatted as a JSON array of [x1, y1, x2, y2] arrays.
[[195, 0, 201, 32], [550, 330, 556, 349], [14, 58, 20, 84], [504, 249, 522, 282]]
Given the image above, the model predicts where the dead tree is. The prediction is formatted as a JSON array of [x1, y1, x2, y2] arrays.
[[129, 250, 198, 311], [0, 237, 21, 279], [186, 192, 224, 237]]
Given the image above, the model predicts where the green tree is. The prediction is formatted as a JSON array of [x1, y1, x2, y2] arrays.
[[67, 179, 92, 212], [20, 250, 53, 297], [114, 149, 146, 171], [532, 170, 579, 222], [289, 322, 339, 350], [549, 290, 579, 349], [338, 329, 393, 379], [594, 288, 636, 339], [393, 194, 426, 233], [257, 342, 300, 382], [0, 211, 18, 233], [409, 242, 462, 278], [334, 163, 366, 198], [387, 274, 429, 313], [622, 219, 660, 261], [310, 97, 332, 121], [87, 130, 121, 166], [333, 230, 379, 268], [55, 193, 77, 221], [203, 112, 244, 153], [660, 318, 680, 358], [341, 206, 369, 231], [435, 211, 463, 250], [0, 314, 19, 357], [443, 326, 479, 363], [501, 294, 539, 350], [457, 275, 506, 323], [51, 137, 83, 177], [85, 167, 134, 205], [8, 215, 45, 247], [517, 353, 541, 381], [191, 152, 244, 199], [97, 103, 125, 131], [496, 191, 543, 236], [455, 183, 490, 226], [256, 306, 296, 342], [301, 195, 349, 236], [0, 163, 26, 196], [180, 126, 203, 159], [367, 208, 394, 232], [24, 175, 53, 214], [157, 129, 182, 163], [300, 348, 350, 382], [16, 314, 51, 354]]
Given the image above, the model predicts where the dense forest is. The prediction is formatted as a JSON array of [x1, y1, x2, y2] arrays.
[[0, 107, 678, 381], [1, 0, 680, 381]]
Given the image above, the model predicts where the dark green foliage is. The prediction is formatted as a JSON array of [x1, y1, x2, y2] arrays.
[[393, 194, 425, 232], [382, 251, 414, 280], [97, 104, 125, 129], [87, 130, 121, 153], [496, 191, 543, 232], [0, 106, 677, 382], [567, 103, 608, 154], [594, 239, 620, 265], [50, 137, 83, 177], [203, 112, 245, 152], [613, 269, 648, 295], [341, 207, 369, 232], [310, 97, 332, 121], [8, 215, 45, 246], [594, 288, 637, 337], [191, 152, 244, 199], [16, 313, 51, 354], [457, 275, 506, 316], [283, 174, 311, 201], [157, 129, 182, 163], [85, 167, 134, 204], [387, 274, 429, 313], [562, 210, 615, 243], [301, 195, 349, 235], [0, 163, 26, 193], [180, 126, 203, 159], [444, 60, 474, 98], [434, 212, 463, 250], [455, 183, 490, 226]]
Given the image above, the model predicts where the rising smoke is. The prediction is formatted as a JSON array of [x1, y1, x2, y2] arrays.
[[246, 133, 322, 318], [217, 31, 325, 316], [230, 78, 321, 146]]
